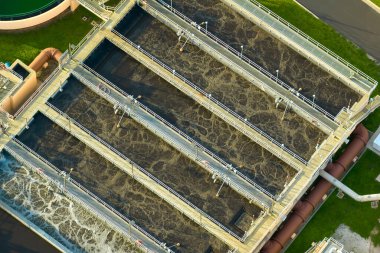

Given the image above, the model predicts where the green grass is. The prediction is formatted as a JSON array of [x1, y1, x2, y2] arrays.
[[0, 7, 98, 65], [370, 0, 380, 8], [256, 0, 380, 132], [254, 1, 380, 251], [286, 150, 380, 252]]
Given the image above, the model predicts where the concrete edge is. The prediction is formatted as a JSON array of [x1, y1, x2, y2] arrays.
[[0, 200, 70, 253], [293, 0, 320, 20], [361, 0, 380, 14]]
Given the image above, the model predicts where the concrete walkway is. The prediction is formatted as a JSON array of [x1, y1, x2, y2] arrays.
[[39, 103, 244, 250], [73, 63, 271, 208], [297, 0, 380, 63], [144, 0, 338, 134], [73, 64, 273, 209], [5, 139, 165, 253]]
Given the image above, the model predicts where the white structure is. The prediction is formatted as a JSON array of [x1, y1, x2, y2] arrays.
[[374, 131, 380, 151], [306, 237, 348, 253]]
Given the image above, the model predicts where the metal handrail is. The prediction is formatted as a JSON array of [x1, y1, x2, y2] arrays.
[[6, 68, 24, 82], [248, 0, 377, 87], [110, 28, 308, 167], [13, 67, 60, 119], [114, 0, 127, 11], [77, 0, 110, 20], [44, 101, 244, 242], [80, 63, 276, 202], [71, 24, 101, 57], [153, 0, 338, 121], [158, 0, 377, 88], [7, 138, 160, 253]]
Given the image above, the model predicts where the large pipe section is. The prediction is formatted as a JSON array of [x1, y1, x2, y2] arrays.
[[1, 48, 62, 115], [261, 124, 369, 253], [29, 48, 62, 72]]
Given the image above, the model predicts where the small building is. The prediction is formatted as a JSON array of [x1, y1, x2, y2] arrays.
[[306, 237, 348, 253]]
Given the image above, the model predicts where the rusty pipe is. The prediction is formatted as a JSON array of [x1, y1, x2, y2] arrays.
[[29, 47, 62, 72], [261, 124, 368, 253], [1, 48, 62, 115]]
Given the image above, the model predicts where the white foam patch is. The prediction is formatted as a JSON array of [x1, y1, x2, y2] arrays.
[[333, 224, 380, 253]]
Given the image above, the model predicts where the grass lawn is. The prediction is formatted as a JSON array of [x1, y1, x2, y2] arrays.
[[256, 0, 380, 132], [286, 150, 380, 252], [0, 7, 98, 65], [370, 0, 380, 8]]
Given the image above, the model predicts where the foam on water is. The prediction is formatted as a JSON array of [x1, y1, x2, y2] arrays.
[[0, 152, 143, 253]]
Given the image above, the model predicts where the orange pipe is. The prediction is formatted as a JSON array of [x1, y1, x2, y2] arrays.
[[29, 47, 62, 72], [1, 48, 62, 115], [261, 124, 369, 253]]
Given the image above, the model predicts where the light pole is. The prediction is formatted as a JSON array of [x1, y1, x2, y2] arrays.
[[170, 0, 173, 11], [131, 161, 134, 178], [117, 106, 129, 128], [194, 143, 198, 160], [216, 178, 226, 197], [240, 45, 244, 58], [312, 94, 316, 108], [167, 243, 180, 250], [199, 21, 208, 34], [281, 101, 292, 121], [180, 33, 192, 52], [64, 168, 74, 189], [129, 220, 135, 239], [296, 87, 302, 97], [275, 69, 279, 83]]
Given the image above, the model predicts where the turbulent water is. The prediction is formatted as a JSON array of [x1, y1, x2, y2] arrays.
[[166, 0, 361, 115], [50, 78, 262, 236], [113, 7, 327, 161], [17, 114, 230, 253], [85, 39, 296, 196], [0, 152, 143, 253]]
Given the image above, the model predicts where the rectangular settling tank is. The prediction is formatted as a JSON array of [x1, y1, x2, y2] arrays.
[[17, 113, 230, 253], [0, 151, 143, 253], [114, 7, 327, 161], [162, 0, 362, 116], [84, 39, 297, 196], [49, 75, 263, 237]]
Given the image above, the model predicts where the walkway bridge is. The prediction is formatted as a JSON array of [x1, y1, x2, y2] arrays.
[[0, 0, 376, 252], [74, 63, 274, 208], [76, 0, 113, 20], [106, 29, 307, 175], [40, 102, 248, 250], [5, 139, 165, 253], [221, 0, 377, 95], [142, 0, 338, 133]]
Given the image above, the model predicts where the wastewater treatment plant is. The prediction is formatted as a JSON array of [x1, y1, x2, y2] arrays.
[[0, 0, 379, 252]]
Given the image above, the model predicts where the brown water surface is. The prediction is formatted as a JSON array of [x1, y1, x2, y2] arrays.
[[113, 7, 327, 160], [160, 0, 361, 115], [84, 40, 297, 195], [17, 113, 231, 253], [51, 76, 263, 236]]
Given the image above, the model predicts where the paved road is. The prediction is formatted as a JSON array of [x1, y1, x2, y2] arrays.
[[297, 0, 380, 62]]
